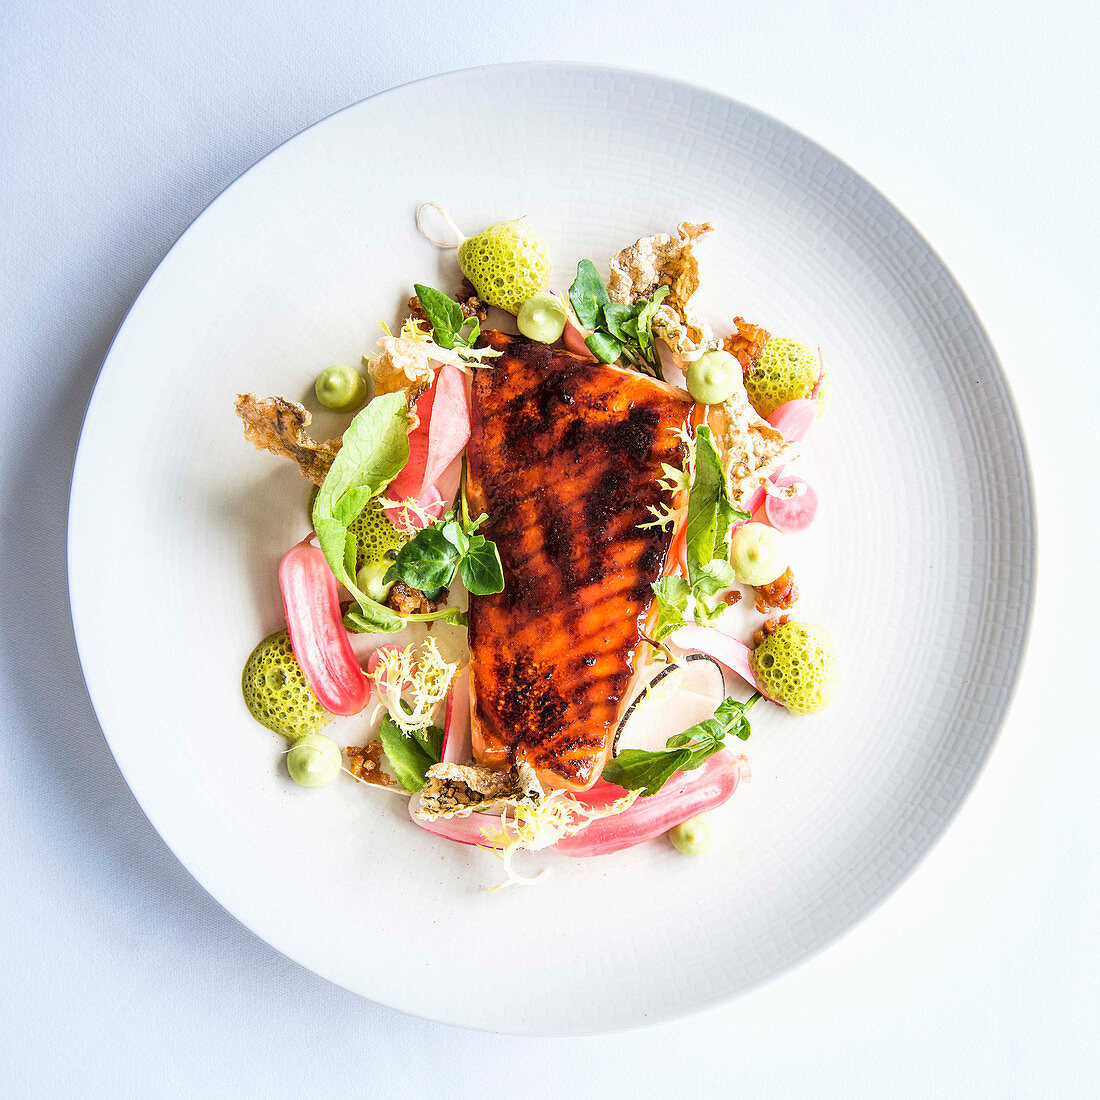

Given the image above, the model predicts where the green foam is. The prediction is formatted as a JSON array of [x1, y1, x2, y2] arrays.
[[750, 621, 838, 714], [348, 501, 407, 572], [458, 220, 551, 314], [241, 630, 331, 739], [745, 337, 824, 420]]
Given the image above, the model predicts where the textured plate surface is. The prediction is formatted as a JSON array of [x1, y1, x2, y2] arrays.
[[68, 64, 1033, 1034]]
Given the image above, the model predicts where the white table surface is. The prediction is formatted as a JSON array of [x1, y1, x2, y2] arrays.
[[2, 2, 1097, 1096]]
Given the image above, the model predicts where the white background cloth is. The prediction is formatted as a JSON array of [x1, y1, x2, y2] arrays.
[[2, 2, 1097, 1096]]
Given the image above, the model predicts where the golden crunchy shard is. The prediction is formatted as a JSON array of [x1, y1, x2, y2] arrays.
[[363, 323, 436, 404], [415, 761, 543, 820], [707, 374, 801, 509], [607, 221, 718, 356], [234, 393, 342, 485]]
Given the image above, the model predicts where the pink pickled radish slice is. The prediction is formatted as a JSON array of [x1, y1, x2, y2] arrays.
[[670, 623, 756, 688], [563, 313, 598, 360], [408, 797, 500, 848], [279, 537, 370, 715], [764, 476, 818, 533], [441, 667, 471, 764], [767, 398, 816, 443]]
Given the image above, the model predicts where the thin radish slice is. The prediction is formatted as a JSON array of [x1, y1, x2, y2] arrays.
[[386, 364, 470, 505], [408, 797, 502, 848], [279, 538, 371, 715], [765, 476, 818, 533], [767, 397, 815, 443], [670, 623, 757, 688], [556, 752, 742, 857], [563, 312, 598, 360], [441, 667, 471, 764]]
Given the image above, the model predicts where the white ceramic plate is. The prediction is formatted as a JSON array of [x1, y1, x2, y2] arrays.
[[68, 64, 1033, 1034]]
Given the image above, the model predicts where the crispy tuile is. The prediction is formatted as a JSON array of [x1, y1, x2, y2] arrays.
[[607, 221, 717, 356], [234, 393, 342, 485], [706, 373, 800, 509]]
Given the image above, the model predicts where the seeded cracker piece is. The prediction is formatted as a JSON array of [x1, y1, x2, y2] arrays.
[[607, 221, 717, 357], [416, 761, 543, 820], [234, 393, 342, 485], [706, 372, 801, 510]]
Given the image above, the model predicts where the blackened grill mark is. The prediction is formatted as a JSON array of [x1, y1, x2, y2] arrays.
[[585, 467, 629, 537], [492, 648, 568, 748], [542, 501, 579, 590], [607, 404, 660, 464]]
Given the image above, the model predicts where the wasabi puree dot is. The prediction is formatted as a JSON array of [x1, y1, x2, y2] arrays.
[[517, 291, 566, 343], [457, 219, 552, 314], [242, 630, 330, 739], [750, 621, 838, 714], [745, 337, 825, 420], [356, 559, 393, 603], [287, 734, 342, 786], [347, 501, 407, 573], [685, 349, 739, 405], [315, 365, 367, 412], [730, 522, 787, 586], [669, 815, 712, 855]]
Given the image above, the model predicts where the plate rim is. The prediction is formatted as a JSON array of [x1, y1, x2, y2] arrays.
[[66, 61, 1037, 1034]]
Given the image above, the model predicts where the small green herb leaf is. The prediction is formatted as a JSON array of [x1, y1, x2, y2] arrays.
[[601, 746, 692, 797], [384, 526, 461, 591], [585, 330, 622, 363], [413, 284, 465, 350], [459, 536, 505, 595], [568, 259, 611, 330], [379, 715, 436, 792], [601, 691, 759, 795], [651, 574, 691, 641]]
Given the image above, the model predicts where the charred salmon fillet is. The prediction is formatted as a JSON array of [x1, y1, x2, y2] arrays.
[[466, 331, 695, 790]]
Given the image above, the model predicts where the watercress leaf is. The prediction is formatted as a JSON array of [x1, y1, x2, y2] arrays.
[[465, 512, 488, 535], [413, 284, 465, 350], [412, 723, 444, 762], [386, 525, 460, 591], [601, 301, 634, 342], [585, 330, 622, 364], [343, 599, 404, 634], [312, 392, 410, 599], [601, 746, 692, 797], [635, 285, 669, 340], [685, 425, 731, 587], [332, 484, 376, 527], [440, 519, 468, 555], [692, 557, 737, 600], [379, 715, 436, 791], [459, 536, 505, 595], [651, 575, 691, 641], [568, 259, 611, 330], [714, 696, 747, 725]]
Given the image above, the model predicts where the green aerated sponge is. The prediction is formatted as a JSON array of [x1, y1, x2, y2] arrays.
[[457, 219, 552, 315], [242, 630, 331, 738], [745, 336, 828, 420], [348, 501, 407, 573], [750, 621, 838, 714]]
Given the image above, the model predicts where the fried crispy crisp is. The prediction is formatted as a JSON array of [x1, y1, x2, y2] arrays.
[[416, 761, 543, 820], [607, 221, 717, 356], [363, 323, 436, 407], [234, 393, 342, 485], [706, 374, 800, 509], [724, 316, 772, 375]]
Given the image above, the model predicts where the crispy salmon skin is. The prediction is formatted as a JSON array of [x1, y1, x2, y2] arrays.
[[466, 331, 695, 790]]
